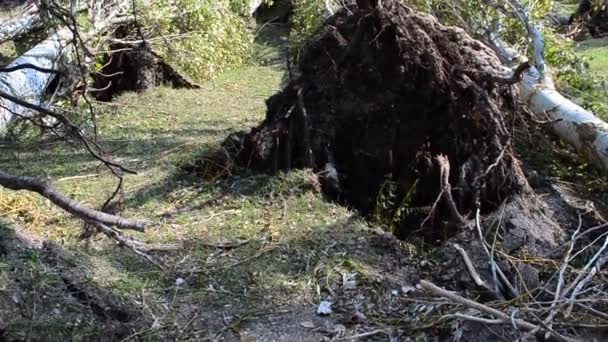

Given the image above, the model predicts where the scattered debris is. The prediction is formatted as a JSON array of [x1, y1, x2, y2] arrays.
[[342, 272, 357, 289], [317, 300, 333, 315], [300, 320, 316, 329]]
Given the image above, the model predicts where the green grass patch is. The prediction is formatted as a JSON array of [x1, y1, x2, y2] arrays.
[[577, 37, 608, 78]]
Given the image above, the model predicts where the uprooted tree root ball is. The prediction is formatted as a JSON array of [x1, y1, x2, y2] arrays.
[[222, 0, 529, 237], [204, 3, 608, 339], [91, 26, 199, 101]]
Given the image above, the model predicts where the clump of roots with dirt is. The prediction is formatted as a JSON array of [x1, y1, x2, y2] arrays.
[[2, 0, 608, 341], [204, 0, 608, 340]]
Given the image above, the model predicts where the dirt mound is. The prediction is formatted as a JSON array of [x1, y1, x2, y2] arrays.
[[224, 0, 528, 237], [91, 26, 199, 101], [569, 0, 608, 37]]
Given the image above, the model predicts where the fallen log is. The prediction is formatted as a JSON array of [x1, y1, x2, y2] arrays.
[[0, 3, 42, 45], [0, 28, 71, 132], [0, 0, 195, 131], [493, 0, 608, 171]]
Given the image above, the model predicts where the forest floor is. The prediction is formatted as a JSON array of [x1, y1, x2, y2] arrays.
[[1, 9, 608, 342], [0, 23, 429, 341]]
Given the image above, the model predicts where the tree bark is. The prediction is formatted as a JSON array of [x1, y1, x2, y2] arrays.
[[488, 0, 608, 171], [0, 169, 146, 231], [0, 3, 42, 45], [0, 28, 71, 133], [0, 0, 132, 133]]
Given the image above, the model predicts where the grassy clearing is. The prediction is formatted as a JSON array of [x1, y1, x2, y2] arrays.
[[570, 36, 608, 120], [0, 23, 427, 340], [577, 37, 608, 78]]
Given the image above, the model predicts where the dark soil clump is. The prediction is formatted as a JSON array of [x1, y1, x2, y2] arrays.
[[92, 27, 199, 101], [569, 0, 608, 37], [223, 0, 529, 238]]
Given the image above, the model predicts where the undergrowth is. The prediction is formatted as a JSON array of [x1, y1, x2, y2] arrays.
[[289, 0, 327, 51], [140, 0, 254, 82]]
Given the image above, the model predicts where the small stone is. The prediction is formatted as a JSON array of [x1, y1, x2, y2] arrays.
[[401, 285, 416, 295]]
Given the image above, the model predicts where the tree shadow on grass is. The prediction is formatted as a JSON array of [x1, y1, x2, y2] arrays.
[[0, 221, 151, 341], [0, 131, 226, 178]]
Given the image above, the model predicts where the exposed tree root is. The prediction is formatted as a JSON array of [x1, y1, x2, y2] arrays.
[[223, 0, 529, 237], [92, 32, 200, 101]]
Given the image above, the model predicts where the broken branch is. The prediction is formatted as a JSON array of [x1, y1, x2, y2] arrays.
[[0, 170, 146, 232], [419, 280, 576, 342]]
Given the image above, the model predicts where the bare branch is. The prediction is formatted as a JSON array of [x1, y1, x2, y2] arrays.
[[0, 169, 146, 232], [420, 280, 577, 342], [0, 63, 63, 75]]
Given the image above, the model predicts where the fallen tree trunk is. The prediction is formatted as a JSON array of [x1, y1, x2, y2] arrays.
[[0, 28, 71, 132], [0, 0, 124, 133], [0, 0, 194, 131], [495, 0, 608, 171], [0, 3, 43, 45], [250, 0, 264, 15], [521, 71, 608, 170]]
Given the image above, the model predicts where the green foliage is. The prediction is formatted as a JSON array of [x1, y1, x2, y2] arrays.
[[289, 0, 326, 51], [542, 30, 608, 119], [141, 0, 253, 81], [372, 179, 418, 234]]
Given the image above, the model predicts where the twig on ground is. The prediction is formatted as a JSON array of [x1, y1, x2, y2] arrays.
[[565, 243, 608, 317], [419, 280, 576, 342], [338, 329, 390, 341], [90, 221, 164, 270], [540, 212, 585, 333], [474, 208, 518, 299], [453, 243, 488, 288]]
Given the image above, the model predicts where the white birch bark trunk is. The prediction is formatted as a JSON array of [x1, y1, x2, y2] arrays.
[[0, 29, 72, 133], [521, 68, 608, 170], [250, 0, 264, 15], [495, 0, 608, 171], [0, 4, 42, 45], [0, 0, 129, 134]]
